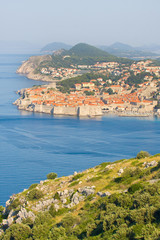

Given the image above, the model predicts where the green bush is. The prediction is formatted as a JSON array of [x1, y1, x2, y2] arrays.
[[136, 151, 150, 159], [48, 226, 66, 240], [32, 224, 50, 240], [128, 183, 144, 194], [56, 207, 68, 216], [27, 189, 43, 201], [69, 180, 79, 187], [47, 172, 57, 180], [72, 173, 84, 181], [61, 213, 79, 234], [8, 198, 21, 211], [2, 223, 31, 240], [49, 204, 56, 217], [28, 183, 38, 190], [53, 192, 60, 200], [34, 212, 53, 226]]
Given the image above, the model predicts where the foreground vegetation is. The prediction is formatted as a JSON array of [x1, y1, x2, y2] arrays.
[[1, 152, 160, 239]]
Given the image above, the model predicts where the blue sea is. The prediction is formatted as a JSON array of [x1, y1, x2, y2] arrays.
[[0, 54, 160, 206]]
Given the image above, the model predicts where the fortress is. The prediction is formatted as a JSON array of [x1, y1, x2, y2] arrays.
[[14, 98, 103, 117]]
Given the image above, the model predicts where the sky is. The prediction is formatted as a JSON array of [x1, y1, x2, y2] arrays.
[[0, 0, 160, 49]]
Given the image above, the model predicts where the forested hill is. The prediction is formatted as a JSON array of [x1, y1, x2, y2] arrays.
[[65, 43, 114, 58], [17, 43, 133, 80], [1, 152, 160, 239]]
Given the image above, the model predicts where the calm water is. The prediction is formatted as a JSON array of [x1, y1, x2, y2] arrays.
[[0, 54, 160, 206]]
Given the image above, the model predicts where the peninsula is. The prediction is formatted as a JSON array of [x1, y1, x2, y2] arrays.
[[15, 43, 160, 117]]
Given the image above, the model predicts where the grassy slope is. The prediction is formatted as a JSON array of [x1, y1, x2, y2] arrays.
[[1, 153, 160, 239]]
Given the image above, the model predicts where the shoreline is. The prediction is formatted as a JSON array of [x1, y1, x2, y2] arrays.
[[14, 100, 157, 119]]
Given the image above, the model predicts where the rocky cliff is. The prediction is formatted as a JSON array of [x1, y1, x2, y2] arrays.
[[17, 55, 55, 82]]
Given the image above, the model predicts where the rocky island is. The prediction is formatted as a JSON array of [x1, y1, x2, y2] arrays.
[[1, 152, 160, 239]]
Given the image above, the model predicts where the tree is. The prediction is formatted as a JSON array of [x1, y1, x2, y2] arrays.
[[106, 88, 114, 95], [2, 224, 31, 240], [27, 189, 43, 200], [136, 151, 150, 159], [47, 172, 57, 180]]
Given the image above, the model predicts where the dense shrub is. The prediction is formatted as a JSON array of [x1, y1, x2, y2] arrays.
[[136, 151, 150, 159], [69, 180, 79, 187], [114, 168, 143, 184], [47, 172, 57, 180], [72, 173, 84, 181], [48, 227, 66, 240], [8, 198, 21, 211], [27, 189, 43, 200], [28, 183, 38, 190], [49, 204, 56, 217], [61, 214, 79, 235], [2, 223, 31, 240], [128, 183, 144, 194], [34, 212, 52, 226], [53, 192, 60, 200], [32, 224, 50, 240]]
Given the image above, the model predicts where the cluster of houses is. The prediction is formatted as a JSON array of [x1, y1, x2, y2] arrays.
[[22, 87, 104, 108], [40, 67, 80, 79], [130, 60, 160, 76], [16, 60, 160, 116]]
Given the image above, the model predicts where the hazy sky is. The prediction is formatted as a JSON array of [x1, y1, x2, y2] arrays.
[[0, 0, 159, 47]]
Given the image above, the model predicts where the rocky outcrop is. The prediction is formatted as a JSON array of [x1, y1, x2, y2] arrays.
[[78, 186, 95, 196], [97, 191, 111, 197], [143, 161, 158, 168], [17, 55, 55, 82], [16, 208, 35, 224], [31, 199, 58, 212]]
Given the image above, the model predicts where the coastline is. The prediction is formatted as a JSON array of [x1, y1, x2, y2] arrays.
[[15, 57, 160, 118], [14, 97, 156, 118]]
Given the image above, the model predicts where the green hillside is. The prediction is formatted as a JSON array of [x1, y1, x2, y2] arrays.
[[1, 152, 160, 239], [47, 43, 132, 69], [66, 43, 113, 58]]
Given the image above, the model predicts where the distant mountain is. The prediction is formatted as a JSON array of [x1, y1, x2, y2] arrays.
[[137, 44, 160, 53], [109, 42, 134, 51], [99, 42, 159, 59], [0, 40, 41, 54], [66, 43, 113, 58], [41, 42, 72, 53]]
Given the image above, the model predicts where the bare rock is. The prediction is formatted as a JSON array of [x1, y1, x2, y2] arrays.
[[144, 161, 157, 168], [78, 186, 95, 196], [2, 217, 13, 227], [97, 191, 111, 197], [31, 198, 56, 211], [118, 168, 124, 176], [16, 208, 35, 224]]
